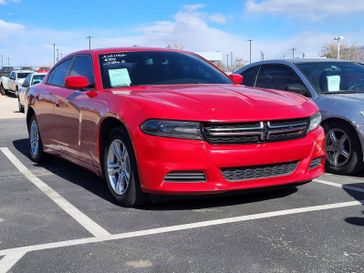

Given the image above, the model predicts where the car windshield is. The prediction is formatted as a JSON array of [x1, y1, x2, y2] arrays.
[[297, 62, 364, 94], [18, 73, 32, 79], [99, 51, 231, 88], [31, 75, 45, 85]]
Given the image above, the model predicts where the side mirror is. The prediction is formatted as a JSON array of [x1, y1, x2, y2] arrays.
[[65, 76, 90, 90], [22, 82, 30, 88], [229, 74, 244, 85]]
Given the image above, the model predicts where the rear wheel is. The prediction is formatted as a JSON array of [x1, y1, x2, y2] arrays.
[[28, 115, 45, 162], [323, 122, 364, 174], [0, 84, 7, 96], [103, 127, 148, 207], [18, 96, 24, 112]]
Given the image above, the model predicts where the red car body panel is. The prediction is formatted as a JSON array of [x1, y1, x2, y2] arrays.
[[27, 48, 325, 195]]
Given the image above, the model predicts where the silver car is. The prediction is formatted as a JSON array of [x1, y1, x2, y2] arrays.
[[18, 73, 46, 112], [235, 59, 364, 175]]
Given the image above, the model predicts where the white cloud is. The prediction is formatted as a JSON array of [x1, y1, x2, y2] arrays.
[[246, 0, 364, 19], [208, 13, 228, 24], [0, 19, 24, 40], [0, 0, 20, 5], [0, 4, 363, 67]]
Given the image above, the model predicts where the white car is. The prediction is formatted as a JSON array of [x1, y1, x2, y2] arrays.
[[0, 70, 34, 96], [17, 73, 46, 112]]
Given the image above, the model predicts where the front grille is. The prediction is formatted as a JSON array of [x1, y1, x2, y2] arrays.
[[164, 171, 206, 182], [221, 161, 299, 182], [202, 118, 309, 144]]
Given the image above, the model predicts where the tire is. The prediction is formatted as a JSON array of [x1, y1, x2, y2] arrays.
[[103, 127, 148, 207], [0, 84, 7, 96], [28, 115, 45, 163], [18, 96, 24, 112], [323, 122, 364, 175]]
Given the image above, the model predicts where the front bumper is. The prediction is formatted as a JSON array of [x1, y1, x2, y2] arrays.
[[133, 127, 325, 194]]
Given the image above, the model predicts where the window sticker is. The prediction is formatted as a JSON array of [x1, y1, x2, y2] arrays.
[[326, 75, 341, 92], [108, 68, 131, 87]]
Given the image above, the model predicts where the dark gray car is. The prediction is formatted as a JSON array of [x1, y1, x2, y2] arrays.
[[235, 58, 364, 175]]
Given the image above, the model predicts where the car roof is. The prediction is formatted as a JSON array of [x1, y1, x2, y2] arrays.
[[61, 47, 194, 59], [13, 70, 35, 73]]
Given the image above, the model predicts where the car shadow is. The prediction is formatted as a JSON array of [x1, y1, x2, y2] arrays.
[[13, 138, 299, 210], [342, 183, 364, 227]]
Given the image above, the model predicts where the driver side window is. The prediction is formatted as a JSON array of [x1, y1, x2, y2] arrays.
[[256, 64, 310, 97]]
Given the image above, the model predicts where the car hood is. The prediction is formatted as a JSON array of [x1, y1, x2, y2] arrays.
[[112, 84, 317, 122]]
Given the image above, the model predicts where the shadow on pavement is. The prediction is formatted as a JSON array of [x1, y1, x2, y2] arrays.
[[342, 183, 364, 227], [13, 137, 300, 210]]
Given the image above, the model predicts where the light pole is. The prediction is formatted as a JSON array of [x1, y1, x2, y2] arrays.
[[7, 57, 10, 66], [53, 43, 56, 65], [334, 36, 344, 59], [56, 48, 60, 62], [247, 39, 253, 64], [87, 36, 93, 50], [260, 51, 265, 61], [1, 55, 3, 67], [291, 48, 296, 59]]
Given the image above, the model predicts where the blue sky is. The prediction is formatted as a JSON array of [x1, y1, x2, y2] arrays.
[[0, 0, 364, 66]]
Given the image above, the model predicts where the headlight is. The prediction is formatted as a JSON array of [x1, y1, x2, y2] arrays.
[[308, 112, 321, 132], [140, 119, 203, 140]]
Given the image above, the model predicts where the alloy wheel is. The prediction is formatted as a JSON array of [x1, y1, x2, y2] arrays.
[[325, 128, 351, 167], [107, 139, 131, 196], [30, 119, 40, 157]]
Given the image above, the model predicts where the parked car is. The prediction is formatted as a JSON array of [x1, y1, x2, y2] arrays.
[[36, 66, 51, 73], [0, 70, 34, 96], [235, 58, 364, 175], [17, 73, 46, 112], [26, 48, 325, 206], [0, 66, 14, 78]]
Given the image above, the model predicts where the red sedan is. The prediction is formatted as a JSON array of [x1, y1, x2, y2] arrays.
[[26, 48, 325, 206]]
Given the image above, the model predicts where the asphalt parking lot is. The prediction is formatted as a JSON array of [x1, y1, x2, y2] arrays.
[[0, 96, 363, 273]]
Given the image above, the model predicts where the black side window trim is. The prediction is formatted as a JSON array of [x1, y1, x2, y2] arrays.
[[46, 57, 74, 87], [68, 54, 95, 91]]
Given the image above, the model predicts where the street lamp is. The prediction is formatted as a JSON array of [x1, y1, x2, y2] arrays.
[[247, 39, 253, 64], [87, 36, 93, 50], [0, 55, 4, 67], [291, 48, 296, 59], [334, 36, 344, 59], [260, 51, 265, 61]]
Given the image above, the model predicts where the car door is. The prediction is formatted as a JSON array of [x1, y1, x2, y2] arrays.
[[19, 74, 31, 105], [255, 64, 311, 97], [53, 54, 96, 165]]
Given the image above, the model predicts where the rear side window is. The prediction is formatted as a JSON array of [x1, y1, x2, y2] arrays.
[[241, 66, 259, 86], [69, 55, 94, 86], [256, 65, 303, 89], [47, 58, 73, 87]]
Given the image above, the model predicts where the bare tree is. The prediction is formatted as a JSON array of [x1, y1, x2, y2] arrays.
[[322, 42, 364, 62], [231, 57, 245, 72]]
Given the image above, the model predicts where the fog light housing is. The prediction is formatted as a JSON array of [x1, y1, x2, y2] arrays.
[[309, 157, 323, 170]]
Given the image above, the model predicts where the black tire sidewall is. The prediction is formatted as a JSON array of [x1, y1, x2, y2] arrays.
[[323, 122, 363, 174], [29, 115, 44, 162], [103, 127, 146, 207]]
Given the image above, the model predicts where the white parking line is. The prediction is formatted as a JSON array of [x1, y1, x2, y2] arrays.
[[0, 199, 362, 258], [315, 179, 364, 194], [0, 147, 110, 238], [0, 253, 26, 273]]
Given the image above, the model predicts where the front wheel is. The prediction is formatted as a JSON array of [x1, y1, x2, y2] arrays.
[[0, 84, 7, 96], [28, 115, 45, 162], [18, 96, 24, 112], [103, 127, 148, 207], [323, 122, 364, 175]]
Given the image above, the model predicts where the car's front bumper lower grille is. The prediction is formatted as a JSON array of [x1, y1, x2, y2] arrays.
[[221, 161, 299, 182], [202, 118, 309, 144], [164, 171, 206, 182]]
